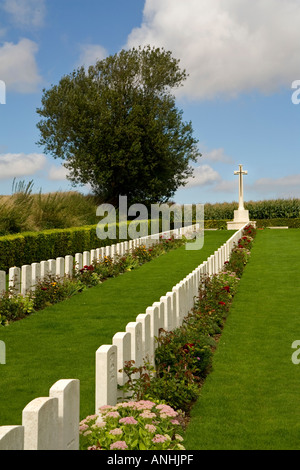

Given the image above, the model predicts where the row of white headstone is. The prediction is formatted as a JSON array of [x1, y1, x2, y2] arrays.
[[0, 224, 200, 297], [0, 224, 248, 450], [94, 225, 246, 411]]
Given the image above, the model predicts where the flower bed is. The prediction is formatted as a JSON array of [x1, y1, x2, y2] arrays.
[[79, 400, 185, 450], [79, 224, 257, 451], [0, 235, 185, 326]]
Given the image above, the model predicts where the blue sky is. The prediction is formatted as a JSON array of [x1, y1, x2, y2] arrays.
[[0, 0, 300, 205]]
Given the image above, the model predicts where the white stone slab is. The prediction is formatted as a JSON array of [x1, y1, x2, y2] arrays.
[[22, 397, 59, 450], [136, 313, 151, 362], [83, 251, 90, 267], [56, 257, 65, 279], [21, 265, 32, 296], [0, 270, 6, 295], [0, 426, 24, 450], [65, 255, 73, 277], [49, 379, 80, 450], [31, 263, 41, 291], [112, 332, 131, 387], [40, 260, 49, 280], [48, 259, 56, 277], [95, 344, 117, 412], [145, 305, 159, 363], [9, 266, 20, 294], [126, 321, 143, 369]]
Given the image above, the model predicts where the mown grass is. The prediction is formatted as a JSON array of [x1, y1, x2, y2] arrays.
[[183, 229, 300, 450], [0, 230, 232, 426]]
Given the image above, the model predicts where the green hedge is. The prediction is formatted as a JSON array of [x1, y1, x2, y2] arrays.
[[0, 220, 158, 273], [255, 218, 300, 228], [201, 218, 300, 229]]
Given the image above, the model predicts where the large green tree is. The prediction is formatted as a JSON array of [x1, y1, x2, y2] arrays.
[[36, 46, 200, 207]]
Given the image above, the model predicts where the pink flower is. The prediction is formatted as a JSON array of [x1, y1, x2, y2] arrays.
[[133, 400, 156, 410], [152, 434, 168, 444], [140, 411, 156, 419], [157, 404, 178, 417], [79, 424, 89, 433], [99, 405, 113, 412], [106, 411, 120, 418], [109, 428, 123, 436], [117, 401, 136, 408], [85, 414, 98, 420], [110, 441, 128, 450], [119, 416, 138, 425], [145, 424, 156, 433]]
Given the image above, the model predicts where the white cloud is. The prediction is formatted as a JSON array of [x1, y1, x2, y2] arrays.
[[185, 164, 221, 188], [126, 0, 300, 100], [251, 174, 300, 195], [201, 147, 234, 164], [48, 165, 69, 181], [2, 0, 46, 28], [77, 44, 108, 68], [0, 38, 42, 92], [214, 180, 236, 193], [0, 153, 46, 179]]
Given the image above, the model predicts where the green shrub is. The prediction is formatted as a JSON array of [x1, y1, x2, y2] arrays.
[[0, 290, 34, 325]]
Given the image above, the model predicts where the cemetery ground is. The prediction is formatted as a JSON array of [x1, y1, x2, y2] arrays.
[[184, 229, 300, 450], [0, 230, 230, 427]]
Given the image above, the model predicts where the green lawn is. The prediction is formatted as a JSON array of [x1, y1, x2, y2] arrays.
[[184, 229, 300, 450], [0, 230, 232, 426]]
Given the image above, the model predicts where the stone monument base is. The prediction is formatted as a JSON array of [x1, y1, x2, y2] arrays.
[[226, 209, 256, 230]]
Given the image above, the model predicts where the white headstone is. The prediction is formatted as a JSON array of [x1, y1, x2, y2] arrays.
[[95, 344, 117, 412], [31, 263, 41, 291], [0, 426, 24, 450], [83, 251, 90, 267], [126, 321, 143, 369], [65, 256, 73, 277], [48, 259, 56, 277], [22, 397, 59, 450], [49, 379, 80, 450], [136, 313, 151, 362], [145, 306, 159, 363], [112, 332, 131, 388], [21, 265, 32, 296], [9, 267, 20, 294], [40, 261, 49, 280], [56, 257, 65, 279], [0, 270, 6, 295]]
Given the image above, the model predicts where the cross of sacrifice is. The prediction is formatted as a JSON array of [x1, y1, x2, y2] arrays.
[[234, 164, 248, 211]]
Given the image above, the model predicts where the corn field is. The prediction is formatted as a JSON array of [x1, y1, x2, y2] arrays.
[[202, 199, 300, 220], [0, 179, 299, 236]]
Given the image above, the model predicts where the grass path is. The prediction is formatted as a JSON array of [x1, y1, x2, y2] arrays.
[[184, 229, 300, 450], [0, 231, 231, 426]]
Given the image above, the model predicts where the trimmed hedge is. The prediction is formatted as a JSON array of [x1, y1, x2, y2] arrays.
[[202, 218, 300, 230], [255, 218, 300, 228], [0, 221, 156, 272]]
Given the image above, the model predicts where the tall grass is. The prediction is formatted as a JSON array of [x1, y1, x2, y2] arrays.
[[0, 180, 299, 235], [0, 183, 100, 235]]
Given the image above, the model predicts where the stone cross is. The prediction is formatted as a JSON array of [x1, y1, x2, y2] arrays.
[[234, 164, 248, 211]]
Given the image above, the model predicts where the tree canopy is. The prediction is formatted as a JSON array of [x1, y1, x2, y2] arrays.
[[36, 46, 200, 207]]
